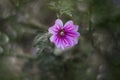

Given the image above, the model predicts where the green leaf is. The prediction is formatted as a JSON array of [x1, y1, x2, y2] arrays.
[[49, 0, 75, 17], [0, 32, 9, 45]]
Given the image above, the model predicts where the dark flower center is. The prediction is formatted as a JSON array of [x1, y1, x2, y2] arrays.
[[58, 29, 65, 36]]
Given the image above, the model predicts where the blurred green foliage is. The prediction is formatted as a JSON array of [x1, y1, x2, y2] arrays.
[[0, 0, 120, 80]]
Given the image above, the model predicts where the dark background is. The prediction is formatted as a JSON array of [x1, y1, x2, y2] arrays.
[[0, 0, 120, 80]]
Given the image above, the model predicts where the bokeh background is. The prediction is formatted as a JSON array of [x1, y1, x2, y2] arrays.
[[0, 0, 120, 80]]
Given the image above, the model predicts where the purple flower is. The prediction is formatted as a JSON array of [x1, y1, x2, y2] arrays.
[[48, 19, 80, 50]]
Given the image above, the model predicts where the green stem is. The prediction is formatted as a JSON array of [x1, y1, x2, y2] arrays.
[[88, 6, 92, 33], [88, 5, 95, 47], [1, 52, 35, 59]]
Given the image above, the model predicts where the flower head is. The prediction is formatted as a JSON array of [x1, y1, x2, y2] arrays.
[[48, 19, 80, 50]]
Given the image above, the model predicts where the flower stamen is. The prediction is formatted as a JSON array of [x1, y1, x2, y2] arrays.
[[59, 30, 65, 36]]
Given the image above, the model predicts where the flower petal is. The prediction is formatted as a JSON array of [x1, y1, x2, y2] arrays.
[[55, 19, 63, 28], [48, 19, 63, 34], [64, 36, 74, 46], [72, 37, 78, 45], [67, 36, 78, 46], [54, 38, 65, 50], [74, 25, 79, 31], [48, 27, 56, 34], [64, 20, 79, 31], [66, 31, 80, 38], [51, 36, 64, 49], [55, 35, 78, 49], [64, 20, 73, 28], [50, 35, 56, 42]]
